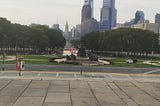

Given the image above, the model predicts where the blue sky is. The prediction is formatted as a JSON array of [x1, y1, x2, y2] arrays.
[[0, 0, 160, 30]]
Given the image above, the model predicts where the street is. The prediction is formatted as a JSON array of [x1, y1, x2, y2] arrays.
[[1, 64, 160, 74]]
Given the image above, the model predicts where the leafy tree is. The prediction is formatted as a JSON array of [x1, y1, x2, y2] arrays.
[[70, 39, 81, 48], [81, 32, 101, 51], [81, 28, 160, 55], [0, 17, 66, 54]]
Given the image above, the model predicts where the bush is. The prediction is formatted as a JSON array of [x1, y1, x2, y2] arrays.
[[49, 58, 55, 62], [133, 59, 138, 63], [89, 54, 98, 61]]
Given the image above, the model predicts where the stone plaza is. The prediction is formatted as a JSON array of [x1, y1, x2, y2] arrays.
[[0, 71, 160, 106]]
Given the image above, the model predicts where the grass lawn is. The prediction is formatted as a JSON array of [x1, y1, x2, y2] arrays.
[[23, 55, 50, 64], [100, 57, 160, 68], [24, 55, 50, 60], [4, 55, 61, 65], [107, 62, 159, 68], [2, 55, 160, 68]]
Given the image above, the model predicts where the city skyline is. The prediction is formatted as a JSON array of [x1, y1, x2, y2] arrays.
[[100, 0, 117, 31], [0, 0, 160, 30]]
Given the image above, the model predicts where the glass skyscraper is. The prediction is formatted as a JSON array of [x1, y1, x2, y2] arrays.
[[134, 11, 145, 24], [100, 0, 117, 31]]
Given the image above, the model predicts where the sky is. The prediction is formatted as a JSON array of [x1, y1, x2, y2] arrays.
[[0, 0, 160, 30]]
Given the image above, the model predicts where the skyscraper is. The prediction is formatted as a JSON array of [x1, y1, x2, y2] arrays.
[[81, 1, 92, 23], [81, 0, 98, 35], [100, 0, 117, 31], [134, 11, 145, 24], [155, 13, 160, 27], [83, 0, 94, 18]]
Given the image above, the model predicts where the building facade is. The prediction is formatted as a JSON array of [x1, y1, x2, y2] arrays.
[[76, 24, 81, 35], [100, 0, 117, 31], [71, 27, 78, 38], [155, 13, 160, 27], [82, 19, 98, 34], [81, 3, 92, 23], [132, 20, 160, 34]]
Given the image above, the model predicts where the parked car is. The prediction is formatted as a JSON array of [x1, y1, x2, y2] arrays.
[[126, 58, 138, 63], [126, 59, 133, 63]]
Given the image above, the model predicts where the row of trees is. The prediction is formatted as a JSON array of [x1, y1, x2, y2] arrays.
[[71, 28, 160, 55], [0, 17, 66, 53]]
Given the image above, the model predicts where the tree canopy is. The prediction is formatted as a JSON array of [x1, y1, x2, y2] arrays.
[[0, 17, 66, 53], [81, 28, 160, 54]]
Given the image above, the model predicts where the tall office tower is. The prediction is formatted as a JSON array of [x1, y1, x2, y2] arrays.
[[81, 0, 98, 35], [82, 0, 92, 23], [83, 0, 94, 18], [100, 0, 117, 31], [155, 13, 160, 27], [81, 1, 91, 35], [134, 10, 145, 24]]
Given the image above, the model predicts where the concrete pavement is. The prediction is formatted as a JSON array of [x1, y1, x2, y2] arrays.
[[0, 71, 160, 106]]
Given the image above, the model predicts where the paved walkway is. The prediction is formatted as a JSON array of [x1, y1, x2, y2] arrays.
[[0, 71, 160, 106]]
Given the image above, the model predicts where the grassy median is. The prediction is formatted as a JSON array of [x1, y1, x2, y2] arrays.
[[1, 55, 160, 68]]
